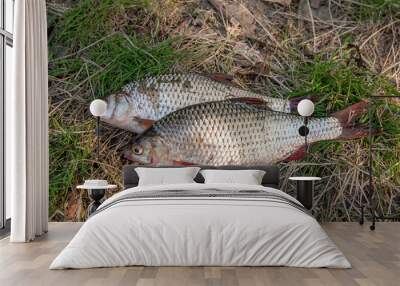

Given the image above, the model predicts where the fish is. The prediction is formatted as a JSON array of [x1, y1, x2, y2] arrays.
[[101, 73, 312, 133], [124, 99, 371, 166]]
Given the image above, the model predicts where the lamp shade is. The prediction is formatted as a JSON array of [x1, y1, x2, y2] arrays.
[[90, 99, 107, 117], [297, 99, 315, 117]]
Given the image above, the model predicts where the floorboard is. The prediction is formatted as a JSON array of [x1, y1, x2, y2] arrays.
[[0, 222, 399, 286]]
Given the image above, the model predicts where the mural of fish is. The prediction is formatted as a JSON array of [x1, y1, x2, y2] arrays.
[[125, 99, 371, 166], [101, 73, 311, 133]]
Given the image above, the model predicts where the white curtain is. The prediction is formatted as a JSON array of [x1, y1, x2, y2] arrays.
[[8, 0, 49, 242]]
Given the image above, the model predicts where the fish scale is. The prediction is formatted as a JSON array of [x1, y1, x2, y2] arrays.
[[101, 73, 305, 133], [127, 100, 344, 166], [122, 73, 290, 119]]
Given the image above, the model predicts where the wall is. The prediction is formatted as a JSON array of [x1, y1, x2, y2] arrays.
[[46, 0, 400, 222]]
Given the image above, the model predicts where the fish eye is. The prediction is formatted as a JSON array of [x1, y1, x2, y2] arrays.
[[133, 146, 143, 155]]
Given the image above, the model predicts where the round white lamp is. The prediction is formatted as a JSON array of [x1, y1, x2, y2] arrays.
[[297, 99, 315, 152], [297, 99, 315, 117], [90, 99, 107, 117], [90, 99, 108, 162]]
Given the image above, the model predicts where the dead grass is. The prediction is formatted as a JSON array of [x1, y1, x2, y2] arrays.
[[47, 0, 400, 221]]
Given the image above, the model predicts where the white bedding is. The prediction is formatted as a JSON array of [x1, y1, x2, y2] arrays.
[[50, 183, 351, 269]]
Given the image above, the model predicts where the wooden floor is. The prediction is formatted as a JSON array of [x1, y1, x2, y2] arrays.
[[0, 222, 399, 286]]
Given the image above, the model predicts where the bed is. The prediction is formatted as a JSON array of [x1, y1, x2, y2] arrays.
[[50, 165, 350, 269]]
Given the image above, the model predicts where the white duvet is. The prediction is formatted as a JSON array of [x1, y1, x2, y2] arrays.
[[50, 183, 351, 269]]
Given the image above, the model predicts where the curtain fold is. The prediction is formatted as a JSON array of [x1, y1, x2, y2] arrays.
[[9, 0, 49, 242]]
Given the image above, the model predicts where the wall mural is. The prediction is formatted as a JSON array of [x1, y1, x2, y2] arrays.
[[46, 0, 400, 222], [102, 73, 370, 166]]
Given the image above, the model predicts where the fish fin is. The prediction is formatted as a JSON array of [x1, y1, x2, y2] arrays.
[[338, 124, 380, 140], [228, 97, 273, 111], [172, 160, 196, 166], [332, 100, 368, 128], [284, 146, 307, 161], [288, 95, 318, 112], [209, 73, 234, 84], [135, 118, 155, 131]]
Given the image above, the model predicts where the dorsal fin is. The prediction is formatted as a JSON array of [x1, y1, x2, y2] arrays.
[[331, 100, 368, 127], [228, 97, 273, 111]]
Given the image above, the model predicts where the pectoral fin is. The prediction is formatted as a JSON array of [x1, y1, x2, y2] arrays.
[[135, 118, 155, 132]]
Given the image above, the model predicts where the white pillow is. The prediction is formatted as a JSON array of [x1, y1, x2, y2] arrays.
[[135, 167, 200, 186], [200, 169, 266, 185]]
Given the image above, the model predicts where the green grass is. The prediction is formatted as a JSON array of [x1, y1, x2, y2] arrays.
[[50, 34, 179, 97], [91, 35, 179, 97], [46, 0, 400, 221], [287, 52, 400, 221], [287, 51, 400, 140], [52, 0, 151, 48], [47, 0, 183, 216], [49, 0, 182, 97], [49, 119, 93, 217], [288, 53, 399, 118], [353, 0, 400, 20], [288, 57, 375, 116]]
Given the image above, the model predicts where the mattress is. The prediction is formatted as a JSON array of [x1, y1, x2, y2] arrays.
[[50, 183, 351, 269]]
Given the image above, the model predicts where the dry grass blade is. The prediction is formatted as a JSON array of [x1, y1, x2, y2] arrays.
[[46, 0, 400, 221]]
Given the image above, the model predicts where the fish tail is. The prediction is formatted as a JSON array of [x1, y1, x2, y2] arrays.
[[332, 100, 379, 140], [332, 100, 368, 127], [289, 95, 317, 112], [338, 124, 378, 140]]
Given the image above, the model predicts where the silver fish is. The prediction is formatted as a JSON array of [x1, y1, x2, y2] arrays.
[[125, 99, 370, 166], [101, 73, 310, 133]]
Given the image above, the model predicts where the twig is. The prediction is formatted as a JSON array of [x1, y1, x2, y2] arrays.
[[360, 19, 400, 49], [52, 32, 118, 62], [305, 0, 317, 52]]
